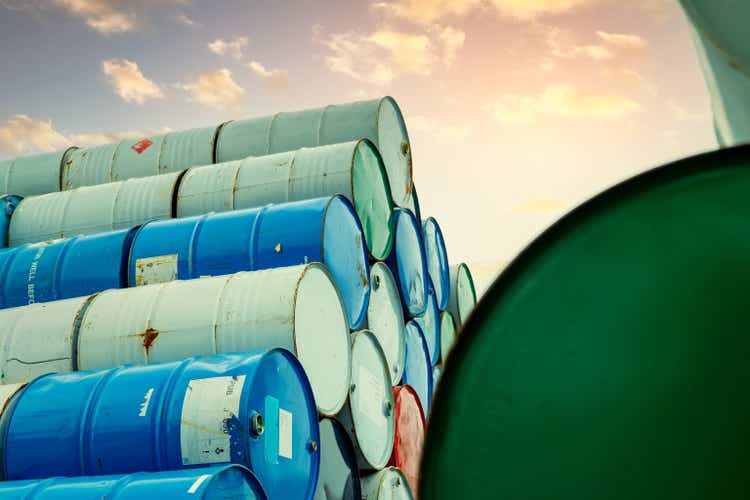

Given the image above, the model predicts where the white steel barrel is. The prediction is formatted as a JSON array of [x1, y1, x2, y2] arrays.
[[78, 263, 351, 416], [215, 97, 413, 208], [448, 263, 477, 326], [0, 296, 90, 384], [365, 262, 406, 385], [361, 468, 414, 500], [8, 172, 180, 247], [177, 139, 394, 260], [0, 149, 73, 197], [337, 331, 395, 470]]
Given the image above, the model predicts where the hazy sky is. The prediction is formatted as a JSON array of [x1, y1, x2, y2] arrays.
[[0, 0, 717, 289]]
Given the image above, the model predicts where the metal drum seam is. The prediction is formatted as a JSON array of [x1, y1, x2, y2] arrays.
[[1, 312, 27, 379], [248, 205, 269, 270], [107, 141, 123, 185], [104, 473, 137, 500], [157, 358, 194, 471], [210, 275, 235, 355], [188, 214, 210, 278], [59, 147, 78, 191], [81, 366, 125, 475], [109, 182, 127, 233], [266, 113, 279, 155], [286, 149, 299, 202], [52, 237, 78, 301], [58, 192, 75, 241], [212, 122, 230, 163], [0, 382, 29, 480], [171, 170, 190, 218], [71, 294, 97, 371]]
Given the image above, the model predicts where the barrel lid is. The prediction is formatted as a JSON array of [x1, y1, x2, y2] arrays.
[[439, 311, 456, 364], [389, 385, 425, 496], [448, 263, 476, 325], [386, 209, 428, 317], [245, 349, 320, 500], [323, 195, 371, 329], [681, 1, 750, 73], [313, 418, 361, 500], [362, 467, 414, 500], [351, 139, 395, 260], [367, 262, 406, 385], [341, 331, 395, 469], [414, 286, 440, 366], [422, 217, 450, 310], [293, 263, 352, 416], [402, 321, 432, 415], [421, 145, 750, 498], [376, 97, 413, 209]]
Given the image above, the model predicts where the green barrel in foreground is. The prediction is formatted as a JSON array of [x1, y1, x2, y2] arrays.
[[420, 145, 750, 499]]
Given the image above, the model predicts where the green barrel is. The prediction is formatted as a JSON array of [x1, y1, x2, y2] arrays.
[[421, 146, 750, 499]]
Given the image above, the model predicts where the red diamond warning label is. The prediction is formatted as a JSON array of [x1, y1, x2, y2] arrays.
[[131, 139, 153, 154]]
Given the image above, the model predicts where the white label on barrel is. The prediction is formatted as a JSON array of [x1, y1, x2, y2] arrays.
[[359, 365, 384, 428], [135, 254, 178, 286], [180, 375, 246, 465], [279, 408, 293, 459]]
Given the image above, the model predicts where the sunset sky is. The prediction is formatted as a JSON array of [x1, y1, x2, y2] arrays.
[[0, 0, 717, 291]]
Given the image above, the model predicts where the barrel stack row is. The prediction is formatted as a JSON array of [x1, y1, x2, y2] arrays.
[[0, 96, 478, 499]]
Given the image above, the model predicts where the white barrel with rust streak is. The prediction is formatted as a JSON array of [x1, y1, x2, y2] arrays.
[[0, 296, 90, 384], [77, 263, 351, 416], [8, 171, 180, 247], [361, 468, 414, 500]]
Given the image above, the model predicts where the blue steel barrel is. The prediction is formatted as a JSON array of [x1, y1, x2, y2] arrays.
[[0, 350, 320, 500], [0, 195, 21, 249], [0, 465, 267, 500], [413, 285, 440, 367], [385, 208, 428, 317], [130, 195, 370, 329], [422, 217, 449, 311], [0, 228, 137, 309], [402, 321, 433, 415]]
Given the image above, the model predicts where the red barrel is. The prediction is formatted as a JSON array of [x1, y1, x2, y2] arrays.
[[389, 385, 426, 496]]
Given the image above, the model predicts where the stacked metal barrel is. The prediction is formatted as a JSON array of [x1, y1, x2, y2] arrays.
[[0, 97, 477, 499]]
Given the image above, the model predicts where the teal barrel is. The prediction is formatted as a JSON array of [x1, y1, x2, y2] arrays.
[[0, 149, 73, 197], [420, 145, 750, 499]]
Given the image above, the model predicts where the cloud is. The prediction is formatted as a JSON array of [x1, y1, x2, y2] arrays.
[[181, 69, 245, 111], [486, 83, 642, 124], [317, 25, 464, 86], [543, 26, 612, 61], [52, 0, 136, 34], [176, 12, 198, 27], [208, 37, 248, 59], [71, 127, 172, 146], [247, 61, 289, 89], [0, 115, 69, 156], [511, 198, 568, 214], [101, 58, 164, 104], [409, 115, 470, 141], [596, 30, 647, 49], [371, 0, 482, 25]]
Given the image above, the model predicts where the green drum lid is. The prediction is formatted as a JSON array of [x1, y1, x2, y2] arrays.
[[352, 139, 395, 261], [421, 146, 750, 499]]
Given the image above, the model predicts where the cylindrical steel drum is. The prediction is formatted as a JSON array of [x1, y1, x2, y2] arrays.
[[130, 196, 369, 329], [386, 209, 428, 317], [422, 217, 449, 311], [365, 262, 406, 385], [401, 321, 432, 416], [8, 171, 180, 247], [215, 97, 413, 208], [77, 264, 351, 416], [0, 195, 21, 249], [439, 311, 456, 364], [420, 146, 750, 498], [0, 465, 267, 500], [388, 385, 425, 496], [178, 139, 394, 261], [413, 286, 440, 367], [0, 351, 319, 500], [337, 331, 395, 470], [313, 418, 361, 500], [0, 149, 73, 197], [447, 263, 476, 326], [361, 468, 413, 500]]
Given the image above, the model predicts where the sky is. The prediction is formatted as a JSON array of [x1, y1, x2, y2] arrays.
[[0, 0, 717, 292]]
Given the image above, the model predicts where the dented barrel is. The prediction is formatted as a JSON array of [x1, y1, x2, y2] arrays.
[[313, 418, 361, 500], [365, 262, 406, 385], [447, 263, 477, 326], [0, 465, 268, 500], [215, 97, 413, 208], [388, 385, 425, 497], [8, 172, 180, 247], [420, 146, 750, 499], [337, 331, 396, 470], [386, 209, 428, 316], [0, 351, 319, 499], [62, 127, 219, 189], [402, 321, 432, 416], [78, 264, 351, 416], [0, 195, 21, 248], [361, 468, 413, 500], [130, 196, 370, 329], [422, 217, 450, 310], [413, 286, 440, 367], [0, 227, 137, 309], [0, 149, 73, 197], [178, 139, 395, 261]]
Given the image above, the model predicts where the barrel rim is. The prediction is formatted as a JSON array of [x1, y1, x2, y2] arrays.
[[423, 216, 450, 311], [367, 261, 407, 385], [377, 96, 413, 208]]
